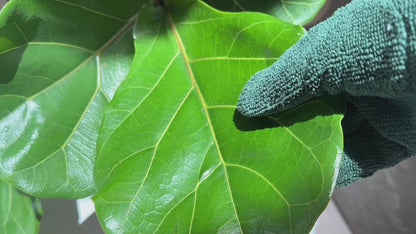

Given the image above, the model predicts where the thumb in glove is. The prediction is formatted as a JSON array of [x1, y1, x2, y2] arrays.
[[237, 0, 416, 186]]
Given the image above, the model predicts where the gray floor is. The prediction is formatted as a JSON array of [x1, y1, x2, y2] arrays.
[[333, 156, 416, 234], [39, 199, 104, 234]]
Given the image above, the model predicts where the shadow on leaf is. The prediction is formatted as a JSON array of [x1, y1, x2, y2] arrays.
[[234, 94, 346, 131], [0, 11, 41, 83]]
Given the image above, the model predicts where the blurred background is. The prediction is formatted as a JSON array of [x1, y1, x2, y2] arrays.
[[1, 0, 415, 233]]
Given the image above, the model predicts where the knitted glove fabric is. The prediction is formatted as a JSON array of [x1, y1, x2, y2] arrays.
[[237, 0, 416, 187]]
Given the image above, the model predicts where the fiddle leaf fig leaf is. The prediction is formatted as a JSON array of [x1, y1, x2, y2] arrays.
[[0, 179, 42, 233], [93, 1, 344, 233], [0, 0, 142, 198], [204, 0, 326, 25]]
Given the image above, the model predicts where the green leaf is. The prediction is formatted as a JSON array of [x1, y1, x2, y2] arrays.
[[0, 0, 141, 198], [203, 0, 326, 25], [0, 179, 42, 233], [94, 1, 344, 233]]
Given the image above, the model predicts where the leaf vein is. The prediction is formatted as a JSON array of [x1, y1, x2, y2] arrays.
[[226, 163, 290, 205], [206, 105, 236, 109], [51, 0, 127, 22], [226, 163, 292, 233], [226, 21, 276, 57], [14, 22, 28, 43], [153, 191, 195, 233], [102, 145, 156, 181], [98, 51, 180, 156], [119, 87, 194, 231], [281, 2, 296, 23], [28, 42, 94, 53], [268, 116, 325, 202], [154, 161, 221, 233], [190, 56, 279, 63], [0, 44, 28, 55]]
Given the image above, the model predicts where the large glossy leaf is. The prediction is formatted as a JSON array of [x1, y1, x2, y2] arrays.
[[204, 0, 326, 25], [0, 0, 141, 198], [93, 1, 344, 233], [0, 179, 42, 233]]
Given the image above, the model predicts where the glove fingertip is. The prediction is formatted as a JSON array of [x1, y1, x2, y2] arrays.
[[237, 68, 287, 117]]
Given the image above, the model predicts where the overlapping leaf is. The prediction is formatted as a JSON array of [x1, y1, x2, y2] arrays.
[[93, 1, 344, 233], [204, 0, 325, 25], [0, 0, 142, 198], [0, 179, 42, 233]]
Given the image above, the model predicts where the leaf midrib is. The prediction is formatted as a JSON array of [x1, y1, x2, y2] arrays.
[[166, 10, 243, 233]]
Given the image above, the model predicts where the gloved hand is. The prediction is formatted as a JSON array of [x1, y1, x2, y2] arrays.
[[237, 0, 416, 187]]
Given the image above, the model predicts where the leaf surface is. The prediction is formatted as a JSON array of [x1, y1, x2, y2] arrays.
[[204, 0, 326, 25], [94, 1, 344, 233], [0, 0, 141, 198], [0, 179, 41, 233]]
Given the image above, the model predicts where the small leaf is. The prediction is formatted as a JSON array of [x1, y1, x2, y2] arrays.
[[0, 0, 141, 198], [204, 0, 326, 25], [94, 1, 344, 233], [0, 179, 41, 233]]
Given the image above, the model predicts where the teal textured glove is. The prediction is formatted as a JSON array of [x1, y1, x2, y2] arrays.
[[237, 0, 416, 187]]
